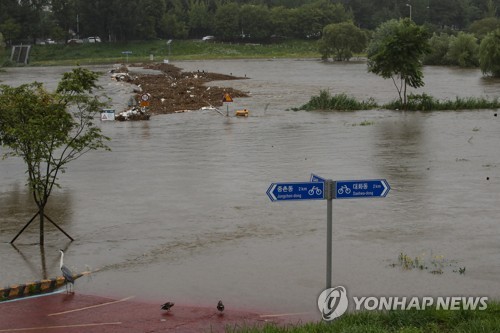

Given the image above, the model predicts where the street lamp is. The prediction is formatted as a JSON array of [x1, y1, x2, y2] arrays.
[[406, 3, 412, 20], [166, 39, 172, 63]]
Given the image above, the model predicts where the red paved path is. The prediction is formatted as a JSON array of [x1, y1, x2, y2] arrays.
[[0, 293, 308, 332]]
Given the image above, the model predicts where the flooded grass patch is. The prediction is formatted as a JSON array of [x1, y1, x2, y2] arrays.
[[389, 251, 465, 276], [384, 93, 500, 111], [353, 120, 376, 126], [296, 90, 500, 111], [291, 90, 378, 111]]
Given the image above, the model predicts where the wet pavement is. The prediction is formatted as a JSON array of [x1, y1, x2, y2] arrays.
[[0, 292, 290, 332], [1, 59, 500, 325]]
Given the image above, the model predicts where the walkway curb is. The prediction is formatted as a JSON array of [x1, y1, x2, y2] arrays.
[[1, 271, 92, 301]]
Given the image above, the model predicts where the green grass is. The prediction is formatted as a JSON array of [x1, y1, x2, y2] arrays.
[[3, 39, 321, 66], [227, 301, 500, 332], [383, 93, 500, 111], [295, 91, 500, 111], [292, 90, 378, 111]]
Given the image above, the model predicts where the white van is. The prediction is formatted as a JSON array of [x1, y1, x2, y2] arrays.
[[88, 36, 102, 43]]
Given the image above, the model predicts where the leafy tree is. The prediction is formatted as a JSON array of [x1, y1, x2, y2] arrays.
[[290, 0, 352, 38], [268, 6, 295, 38], [214, 2, 240, 41], [445, 32, 479, 67], [479, 28, 500, 76], [17, 0, 51, 43], [485, 0, 498, 17], [51, 0, 77, 42], [429, 0, 469, 29], [346, 0, 400, 29], [240, 4, 272, 40], [135, 0, 166, 39], [0, 68, 110, 245], [367, 18, 431, 108], [0, 32, 5, 61], [77, 0, 118, 40], [468, 17, 500, 39], [319, 22, 366, 61], [188, 0, 214, 38], [0, 18, 22, 45], [424, 33, 452, 65], [160, 12, 188, 39]]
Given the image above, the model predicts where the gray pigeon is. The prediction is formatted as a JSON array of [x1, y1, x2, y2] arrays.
[[217, 300, 224, 313], [161, 302, 175, 311]]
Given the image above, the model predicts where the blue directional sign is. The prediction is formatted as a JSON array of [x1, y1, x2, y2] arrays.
[[335, 179, 390, 199], [310, 173, 326, 183], [267, 182, 325, 202]]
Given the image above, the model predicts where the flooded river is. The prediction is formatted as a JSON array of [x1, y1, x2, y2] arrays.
[[1, 59, 499, 319]]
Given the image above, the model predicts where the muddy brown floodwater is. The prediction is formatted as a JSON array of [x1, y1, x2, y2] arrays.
[[0, 59, 499, 321]]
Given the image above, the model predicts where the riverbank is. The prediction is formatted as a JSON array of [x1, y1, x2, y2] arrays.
[[2, 39, 321, 67]]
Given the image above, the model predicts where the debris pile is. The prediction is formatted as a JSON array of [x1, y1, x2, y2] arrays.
[[115, 107, 151, 121], [109, 65, 135, 82], [128, 63, 249, 114]]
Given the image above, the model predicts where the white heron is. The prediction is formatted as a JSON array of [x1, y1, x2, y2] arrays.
[[59, 249, 75, 293]]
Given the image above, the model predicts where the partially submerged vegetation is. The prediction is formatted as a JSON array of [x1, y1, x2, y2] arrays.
[[230, 301, 500, 333], [385, 93, 500, 111], [294, 90, 500, 111], [291, 90, 377, 111], [391, 251, 466, 275]]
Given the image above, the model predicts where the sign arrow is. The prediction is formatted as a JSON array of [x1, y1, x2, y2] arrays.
[[310, 173, 326, 183], [267, 182, 325, 202], [335, 179, 390, 199]]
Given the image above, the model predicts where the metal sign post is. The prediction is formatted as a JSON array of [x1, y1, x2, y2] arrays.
[[222, 93, 233, 117], [267, 175, 390, 295], [325, 179, 333, 290], [121, 51, 132, 63]]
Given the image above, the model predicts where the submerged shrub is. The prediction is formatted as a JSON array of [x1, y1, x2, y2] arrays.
[[295, 90, 378, 111], [479, 29, 500, 77]]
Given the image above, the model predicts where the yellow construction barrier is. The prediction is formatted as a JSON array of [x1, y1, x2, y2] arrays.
[[235, 109, 249, 117]]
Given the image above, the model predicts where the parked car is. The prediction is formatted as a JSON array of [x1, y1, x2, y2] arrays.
[[67, 39, 84, 44], [87, 36, 102, 43], [45, 39, 56, 44]]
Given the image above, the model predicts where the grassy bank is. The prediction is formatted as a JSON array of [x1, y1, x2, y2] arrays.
[[3, 39, 321, 66], [230, 301, 500, 332]]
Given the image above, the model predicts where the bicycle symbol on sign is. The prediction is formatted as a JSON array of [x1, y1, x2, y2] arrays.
[[308, 186, 322, 196], [337, 185, 351, 195]]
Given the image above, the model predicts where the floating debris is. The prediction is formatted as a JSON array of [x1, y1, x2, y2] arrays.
[[115, 107, 151, 121]]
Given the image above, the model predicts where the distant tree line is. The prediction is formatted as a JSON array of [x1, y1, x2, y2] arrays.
[[1, 0, 500, 44], [1, 0, 499, 76]]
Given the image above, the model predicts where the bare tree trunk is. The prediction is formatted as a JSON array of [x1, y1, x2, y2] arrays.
[[39, 206, 45, 245]]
